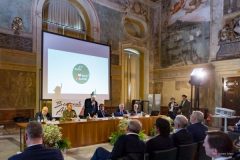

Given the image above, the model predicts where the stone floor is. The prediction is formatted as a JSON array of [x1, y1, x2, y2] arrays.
[[0, 126, 113, 160]]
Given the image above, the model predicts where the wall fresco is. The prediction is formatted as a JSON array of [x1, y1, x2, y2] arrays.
[[93, 2, 124, 51], [161, 0, 210, 68], [0, 0, 32, 33], [0, 70, 36, 109]]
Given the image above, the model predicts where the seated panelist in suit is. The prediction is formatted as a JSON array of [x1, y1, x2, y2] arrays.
[[35, 106, 52, 122], [91, 119, 145, 160], [114, 103, 127, 117], [171, 115, 193, 146], [84, 92, 98, 117], [187, 111, 208, 142], [8, 121, 63, 160], [130, 103, 141, 116], [146, 117, 174, 156], [62, 103, 77, 120], [97, 104, 109, 118]]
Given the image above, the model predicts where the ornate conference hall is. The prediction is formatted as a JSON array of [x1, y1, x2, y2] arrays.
[[0, 0, 240, 160]]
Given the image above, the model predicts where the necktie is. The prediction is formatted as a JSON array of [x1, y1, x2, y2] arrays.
[[102, 111, 105, 117]]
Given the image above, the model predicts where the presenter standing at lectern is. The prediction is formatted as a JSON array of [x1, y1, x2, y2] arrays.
[[84, 92, 98, 117]]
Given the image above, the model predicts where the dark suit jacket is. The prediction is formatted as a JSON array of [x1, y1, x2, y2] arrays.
[[8, 144, 63, 160], [187, 122, 208, 142], [146, 135, 174, 154], [179, 100, 191, 117], [35, 112, 52, 121], [171, 128, 193, 146], [114, 108, 127, 117], [110, 134, 145, 160], [84, 98, 98, 117], [97, 110, 109, 117]]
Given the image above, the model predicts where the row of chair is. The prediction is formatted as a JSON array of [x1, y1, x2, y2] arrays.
[[115, 141, 211, 160], [145, 141, 211, 160]]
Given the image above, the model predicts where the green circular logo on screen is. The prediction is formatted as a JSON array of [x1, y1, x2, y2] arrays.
[[72, 64, 89, 84]]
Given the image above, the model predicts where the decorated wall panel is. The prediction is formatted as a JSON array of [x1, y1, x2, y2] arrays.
[[0, 70, 36, 109], [0, 33, 32, 52], [0, 0, 32, 33], [160, 0, 210, 68], [93, 2, 124, 51]]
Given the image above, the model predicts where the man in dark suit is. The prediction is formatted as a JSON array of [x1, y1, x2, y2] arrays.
[[84, 92, 98, 117], [8, 121, 63, 160], [91, 119, 145, 160], [97, 104, 109, 118], [172, 115, 193, 146], [187, 111, 208, 142], [35, 106, 52, 122], [146, 117, 174, 157], [114, 103, 127, 117], [130, 103, 141, 116], [179, 94, 191, 118]]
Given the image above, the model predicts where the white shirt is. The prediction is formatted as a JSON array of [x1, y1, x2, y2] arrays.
[[214, 156, 232, 160]]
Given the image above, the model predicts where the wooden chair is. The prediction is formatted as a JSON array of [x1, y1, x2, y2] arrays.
[[150, 147, 178, 160], [177, 143, 198, 160]]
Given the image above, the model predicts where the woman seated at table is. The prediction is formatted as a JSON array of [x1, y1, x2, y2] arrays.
[[62, 103, 77, 120]]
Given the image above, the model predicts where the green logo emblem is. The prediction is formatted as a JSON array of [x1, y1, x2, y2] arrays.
[[72, 64, 89, 84]]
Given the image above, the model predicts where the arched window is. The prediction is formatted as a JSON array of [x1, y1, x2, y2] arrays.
[[42, 0, 86, 39], [123, 48, 143, 106]]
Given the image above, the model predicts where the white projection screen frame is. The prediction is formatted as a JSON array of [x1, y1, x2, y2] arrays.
[[42, 32, 110, 103]]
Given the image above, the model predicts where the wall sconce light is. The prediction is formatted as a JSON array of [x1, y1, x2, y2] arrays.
[[11, 17, 23, 35]]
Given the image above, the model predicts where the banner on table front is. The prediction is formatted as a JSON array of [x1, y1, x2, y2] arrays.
[[52, 99, 83, 117]]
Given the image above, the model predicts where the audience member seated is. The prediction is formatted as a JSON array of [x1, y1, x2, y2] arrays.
[[35, 106, 52, 122], [203, 131, 233, 160], [146, 117, 174, 157], [171, 115, 193, 146], [114, 103, 127, 117], [8, 121, 63, 160], [130, 103, 141, 116], [91, 119, 145, 160], [187, 111, 208, 142], [62, 103, 77, 120], [97, 103, 110, 118]]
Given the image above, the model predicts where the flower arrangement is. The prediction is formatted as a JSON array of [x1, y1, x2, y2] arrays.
[[109, 118, 147, 145], [43, 124, 71, 150]]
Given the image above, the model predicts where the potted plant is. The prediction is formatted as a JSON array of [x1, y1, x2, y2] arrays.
[[43, 124, 71, 151]]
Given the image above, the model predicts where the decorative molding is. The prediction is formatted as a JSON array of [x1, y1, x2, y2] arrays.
[[0, 33, 32, 52], [0, 62, 36, 72], [153, 63, 212, 78], [0, 48, 36, 71]]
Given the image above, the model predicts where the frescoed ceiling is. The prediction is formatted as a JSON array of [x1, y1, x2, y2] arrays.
[[169, 0, 210, 25]]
